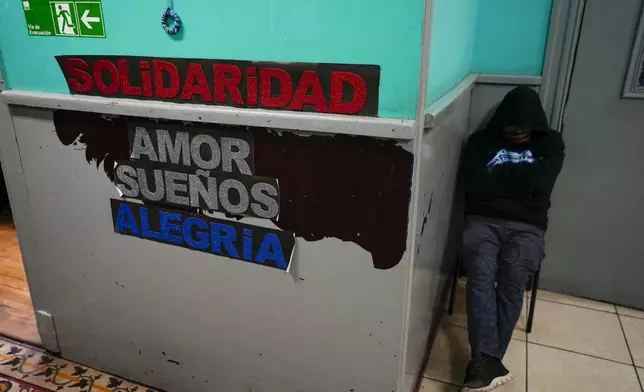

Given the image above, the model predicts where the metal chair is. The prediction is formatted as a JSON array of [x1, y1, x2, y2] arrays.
[[447, 255, 540, 334]]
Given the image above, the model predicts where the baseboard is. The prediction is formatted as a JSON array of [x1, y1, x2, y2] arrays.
[[475, 73, 542, 86]]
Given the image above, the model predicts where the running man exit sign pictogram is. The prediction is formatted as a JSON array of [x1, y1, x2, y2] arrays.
[[22, 0, 106, 38]]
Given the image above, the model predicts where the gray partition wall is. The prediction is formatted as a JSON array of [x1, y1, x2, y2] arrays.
[[2, 99, 417, 392], [1, 76, 480, 392]]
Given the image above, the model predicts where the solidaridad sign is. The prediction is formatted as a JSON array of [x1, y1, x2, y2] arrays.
[[111, 122, 296, 272], [22, 0, 105, 38]]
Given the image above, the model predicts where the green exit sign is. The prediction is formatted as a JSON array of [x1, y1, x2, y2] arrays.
[[22, 0, 106, 38]]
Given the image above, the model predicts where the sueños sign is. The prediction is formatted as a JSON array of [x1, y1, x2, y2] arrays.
[[111, 122, 295, 271], [56, 55, 381, 116]]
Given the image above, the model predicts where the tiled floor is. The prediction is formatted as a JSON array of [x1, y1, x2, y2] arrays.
[[422, 280, 644, 392]]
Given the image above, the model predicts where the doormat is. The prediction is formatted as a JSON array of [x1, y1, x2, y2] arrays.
[[0, 337, 158, 392], [0, 374, 49, 391]]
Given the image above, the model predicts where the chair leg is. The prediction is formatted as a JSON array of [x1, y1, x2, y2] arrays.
[[447, 257, 460, 315], [526, 268, 541, 334]]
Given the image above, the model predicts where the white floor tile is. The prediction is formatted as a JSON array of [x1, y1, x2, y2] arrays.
[[424, 323, 526, 391], [528, 343, 641, 392], [617, 306, 644, 320], [527, 299, 631, 363], [621, 315, 644, 367]]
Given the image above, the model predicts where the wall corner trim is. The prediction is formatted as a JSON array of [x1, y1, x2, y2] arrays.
[[399, 0, 436, 389], [425, 73, 479, 130], [0, 91, 416, 140], [425, 74, 478, 124]]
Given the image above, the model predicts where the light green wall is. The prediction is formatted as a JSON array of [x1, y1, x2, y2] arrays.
[[0, 0, 425, 119], [426, 0, 553, 106], [427, 0, 479, 105], [0, 0, 556, 116], [472, 0, 553, 75]]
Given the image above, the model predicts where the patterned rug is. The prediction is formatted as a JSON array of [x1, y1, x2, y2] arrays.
[[0, 374, 49, 391], [0, 337, 158, 392]]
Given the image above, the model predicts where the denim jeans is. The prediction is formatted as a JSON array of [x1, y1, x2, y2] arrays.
[[462, 215, 545, 359]]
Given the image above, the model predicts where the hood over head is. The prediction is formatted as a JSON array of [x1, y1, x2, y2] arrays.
[[487, 86, 550, 132]]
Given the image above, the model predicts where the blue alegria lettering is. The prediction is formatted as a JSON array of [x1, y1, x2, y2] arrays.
[[255, 233, 287, 270], [140, 207, 163, 240], [210, 223, 240, 258], [182, 217, 209, 249], [242, 228, 253, 260], [115, 203, 140, 235], [159, 211, 184, 245]]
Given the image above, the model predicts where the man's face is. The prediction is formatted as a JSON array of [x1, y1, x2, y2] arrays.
[[502, 126, 531, 144]]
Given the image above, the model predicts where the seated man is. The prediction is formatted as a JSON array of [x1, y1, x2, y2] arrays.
[[460, 87, 565, 391]]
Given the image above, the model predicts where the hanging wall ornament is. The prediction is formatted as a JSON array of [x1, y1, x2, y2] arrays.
[[161, 0, 181, 35]]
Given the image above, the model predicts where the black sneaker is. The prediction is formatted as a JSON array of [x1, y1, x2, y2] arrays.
[[462, 354, 513, 392]]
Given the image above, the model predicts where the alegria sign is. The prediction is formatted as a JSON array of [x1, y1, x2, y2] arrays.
[[111, 122, 296, 271]]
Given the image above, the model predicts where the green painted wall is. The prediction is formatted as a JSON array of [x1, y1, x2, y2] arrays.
[[426, 0, 553, 106], [0, 0, 425, 119], [472, 0, 553, 75], [427, 0, 479, 105]]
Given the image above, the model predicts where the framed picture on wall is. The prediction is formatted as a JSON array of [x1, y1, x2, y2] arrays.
[[623, 6, 644, 98]]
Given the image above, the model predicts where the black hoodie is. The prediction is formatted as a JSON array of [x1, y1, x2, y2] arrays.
[[461, 86, 565, 230]]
